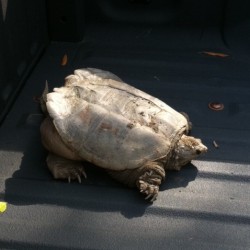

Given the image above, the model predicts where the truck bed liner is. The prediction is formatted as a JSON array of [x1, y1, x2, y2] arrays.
[[0, 1, 250, 249]]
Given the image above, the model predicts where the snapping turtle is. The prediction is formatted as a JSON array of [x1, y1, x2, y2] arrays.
[[40, 68, 207, 201]]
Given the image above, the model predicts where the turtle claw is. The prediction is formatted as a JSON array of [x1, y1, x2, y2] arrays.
[[80, 169, 87, 179], [58, 165, 86, 184], [77, 174, 81, 184], [63, 167, 86, 184], [137, 168, 163, 202], [145, 193, 158, 202], [138, 179, 159, 202], [66, 169, 85, 184], [46, 154, 87, 184]]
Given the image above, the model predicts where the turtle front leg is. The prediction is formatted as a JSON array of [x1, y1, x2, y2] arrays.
[[107, 162, 165, 202], [46, 153, 87, 183], [136, 162, 165, 202]]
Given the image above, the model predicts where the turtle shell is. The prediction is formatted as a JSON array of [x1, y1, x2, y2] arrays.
[[46, 68, 189, 170]]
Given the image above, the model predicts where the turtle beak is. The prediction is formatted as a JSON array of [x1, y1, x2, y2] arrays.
[[196, 143, 208, 155]]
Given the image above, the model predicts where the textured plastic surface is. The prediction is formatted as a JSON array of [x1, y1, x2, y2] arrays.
[[47, 0, 85, 42], [0, 1, 250, 249], [0, 0, 48, 123]]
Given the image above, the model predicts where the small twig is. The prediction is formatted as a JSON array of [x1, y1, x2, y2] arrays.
[[153, 76, 160, 81], [213, 140, 219, 148]]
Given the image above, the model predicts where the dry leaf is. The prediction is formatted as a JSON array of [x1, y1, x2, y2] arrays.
[[61, 54, 68, 66], [200, 51, 229, 58]]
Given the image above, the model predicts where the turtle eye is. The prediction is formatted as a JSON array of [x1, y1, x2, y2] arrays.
[[196, 149, 201, 155]]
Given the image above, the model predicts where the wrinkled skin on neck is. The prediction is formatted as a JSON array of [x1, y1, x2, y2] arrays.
[[166, 134, 207, 170]]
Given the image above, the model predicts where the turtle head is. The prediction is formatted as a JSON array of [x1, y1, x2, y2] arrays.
[[171, 134, 207, 170]]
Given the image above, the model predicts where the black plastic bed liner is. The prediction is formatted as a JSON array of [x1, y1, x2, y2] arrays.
[[0, 1, 250, 249]]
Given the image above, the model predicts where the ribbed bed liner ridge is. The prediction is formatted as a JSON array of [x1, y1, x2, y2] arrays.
[[0, 1, 250, 249]]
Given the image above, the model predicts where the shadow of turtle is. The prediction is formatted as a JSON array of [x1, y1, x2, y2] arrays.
[[161, 163, 198, 191], [3, 110, 198, 219], [4, 154, 198, 219]]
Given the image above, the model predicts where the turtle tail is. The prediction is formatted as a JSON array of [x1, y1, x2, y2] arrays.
[[40, 81, 49, 115]]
